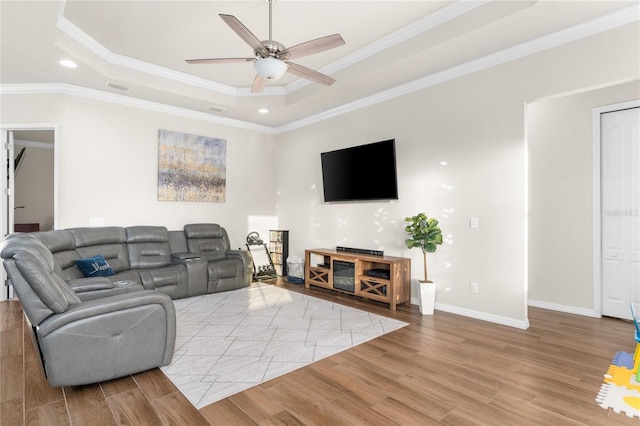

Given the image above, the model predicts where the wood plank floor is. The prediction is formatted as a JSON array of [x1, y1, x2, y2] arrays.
[[1, 280, 638, 425]]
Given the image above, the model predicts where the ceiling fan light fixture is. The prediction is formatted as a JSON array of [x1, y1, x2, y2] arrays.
[[254, 57, 287, 81]]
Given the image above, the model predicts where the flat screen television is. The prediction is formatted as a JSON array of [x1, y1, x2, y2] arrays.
[[321, 139, 398, 202]]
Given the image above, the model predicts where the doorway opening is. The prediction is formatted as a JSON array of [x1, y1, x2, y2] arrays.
[[1, 123, 58, 301]]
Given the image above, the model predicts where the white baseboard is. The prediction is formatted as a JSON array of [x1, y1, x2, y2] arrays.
[[527, 299, 599, 317], [437, 303, 530, 329], [410, 297, 530, 329], [408, 298, 599, 328]]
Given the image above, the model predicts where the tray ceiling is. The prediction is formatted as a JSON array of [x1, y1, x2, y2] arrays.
[[1, 1, 637, 129]]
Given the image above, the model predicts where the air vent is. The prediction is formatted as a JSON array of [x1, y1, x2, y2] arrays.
[[206, 104, 228, 113], [105, 81, 132, 92]]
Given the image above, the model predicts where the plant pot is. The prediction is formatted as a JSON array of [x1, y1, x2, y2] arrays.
[[418, 281, 436, 315]]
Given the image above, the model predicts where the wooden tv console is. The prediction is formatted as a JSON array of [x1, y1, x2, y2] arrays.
[[304, 249, 411, 310]]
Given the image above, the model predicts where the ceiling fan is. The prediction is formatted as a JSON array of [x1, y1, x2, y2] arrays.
[[185, 0, 345, 93]]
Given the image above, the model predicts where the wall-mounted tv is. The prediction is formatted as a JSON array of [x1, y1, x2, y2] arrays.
[[321, 139, 398, 202]]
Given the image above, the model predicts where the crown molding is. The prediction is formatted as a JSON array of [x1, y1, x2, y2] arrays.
[[276, 4, 640, 133], [285, 0, 489, 93], [0, 83, 277, 134], [4, 3, 637, 135]]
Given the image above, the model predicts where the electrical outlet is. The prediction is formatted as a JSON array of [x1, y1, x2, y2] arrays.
[[89, 217, 104, 226], [470, 282, 479, 293], [470, 217, 479, 229]]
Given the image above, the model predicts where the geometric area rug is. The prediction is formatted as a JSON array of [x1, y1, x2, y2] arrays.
[[161, 283, 409, 409], [595, 351, 640, 419]]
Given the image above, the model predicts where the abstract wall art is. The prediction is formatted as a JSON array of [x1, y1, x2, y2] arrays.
[[157, 129, 226, 202]]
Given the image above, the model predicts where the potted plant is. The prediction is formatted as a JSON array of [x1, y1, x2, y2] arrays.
[[404, 213, 443, 315]]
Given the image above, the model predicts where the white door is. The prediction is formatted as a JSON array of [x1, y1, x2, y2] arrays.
[[1, 130, 15, 301], [601, 107, 640, 319]]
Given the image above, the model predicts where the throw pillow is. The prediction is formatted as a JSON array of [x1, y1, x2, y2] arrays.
[[75, 255, 114, 277]]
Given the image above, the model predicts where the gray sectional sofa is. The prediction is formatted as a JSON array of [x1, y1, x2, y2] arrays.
[[0, 223, 252, 387]]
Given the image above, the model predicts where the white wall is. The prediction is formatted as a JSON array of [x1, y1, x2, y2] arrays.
[[0, 93, 277, 249], [528, 80, 640, 315], [276, 71, 528, 326], [275, 22, 640, 327]]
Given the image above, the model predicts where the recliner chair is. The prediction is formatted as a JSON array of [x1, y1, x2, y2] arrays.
[[0, 233, 176, 387], [183, 223, 253, 293], [126, 226, 189, 299]]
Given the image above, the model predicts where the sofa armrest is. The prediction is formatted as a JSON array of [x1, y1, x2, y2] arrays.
[[171, 252, 203, 261], [225, 249, 253, 285], [37, 290, 175, 338], [68, 278, 145, 302], [225, 249, 251, 266], [66, 277, 115, 293], [172, 257, 208, 297]]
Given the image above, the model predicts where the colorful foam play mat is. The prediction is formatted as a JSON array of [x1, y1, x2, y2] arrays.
[[596, 350, 640, 419]]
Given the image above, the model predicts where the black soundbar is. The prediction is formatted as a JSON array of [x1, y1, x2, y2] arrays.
[[336, 246, 384, 256]]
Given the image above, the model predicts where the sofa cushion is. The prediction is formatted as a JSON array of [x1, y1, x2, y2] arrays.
[[69, 227, 127, 246], [76, 244, 130, 273], [207, 258, 242, 279], [35, 230, 82, 280], [75, 255, 115, 277], [129, 243, 173, 269], [126, 226, 169, 243], [52, 250, 84, 280], [126, 226, 172, 269], [184, 223, 224, 239], [184, 224, 228, 262], [35, 230, 75, 253], [138, 265, 188, 299], [70, 227, 131, 273]]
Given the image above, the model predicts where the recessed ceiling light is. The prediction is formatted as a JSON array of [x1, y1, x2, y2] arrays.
[[258, 108, 270, 114], [59, 59, 77, 68]]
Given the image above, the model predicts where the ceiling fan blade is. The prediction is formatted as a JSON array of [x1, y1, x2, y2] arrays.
[[186, 58, 255, 64], [251, 74, 268, 93], [280, 34, 345, 60], [219, 14, 268, 57], [285, 62, 336, 86]]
